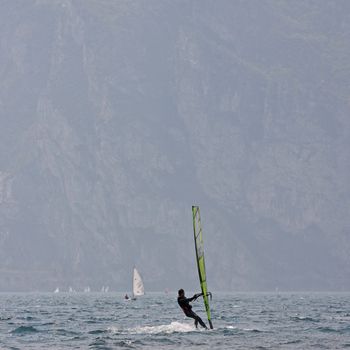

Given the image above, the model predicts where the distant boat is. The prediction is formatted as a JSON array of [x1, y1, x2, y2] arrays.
[[54, 287, 59, 293], [84, 287, 91, 293], [132, 267, 144, 300]]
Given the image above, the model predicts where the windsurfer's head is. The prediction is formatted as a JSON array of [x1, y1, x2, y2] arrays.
[[178, 288, 184, 297]]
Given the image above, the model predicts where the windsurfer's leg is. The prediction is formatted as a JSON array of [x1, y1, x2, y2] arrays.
[[196, 316, 207, 329], [186, 311, 198, 328], [189, 311, 207, 329]]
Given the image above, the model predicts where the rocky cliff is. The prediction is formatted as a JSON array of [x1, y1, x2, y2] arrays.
[[0, 0, 349, 291]]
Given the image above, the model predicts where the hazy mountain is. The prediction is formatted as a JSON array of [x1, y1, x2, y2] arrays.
[[0, 0, 349, 292]]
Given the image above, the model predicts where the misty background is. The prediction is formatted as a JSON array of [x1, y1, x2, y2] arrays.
[[0, 0, 349, 292]]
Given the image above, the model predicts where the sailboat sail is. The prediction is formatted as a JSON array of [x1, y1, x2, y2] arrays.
[[132, 267, 144, 297], [192, 205, 213, 329]]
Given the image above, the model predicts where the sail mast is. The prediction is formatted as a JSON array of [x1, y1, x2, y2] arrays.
[[192, 205, 213, 329]]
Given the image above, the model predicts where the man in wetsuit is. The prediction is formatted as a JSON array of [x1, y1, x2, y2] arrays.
[[177, 289, 208, 329]]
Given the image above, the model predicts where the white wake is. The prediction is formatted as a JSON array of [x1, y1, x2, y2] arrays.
[[132, 321, 196, 334], [110, 322, 196, 335]]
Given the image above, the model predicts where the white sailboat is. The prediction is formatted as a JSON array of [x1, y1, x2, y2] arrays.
[[132, 267, 144, 300]]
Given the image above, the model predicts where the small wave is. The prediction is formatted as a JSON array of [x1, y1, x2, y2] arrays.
[[11, 325, 39, 334], [223, 325, 264, 334], [223, 326, 238, 335], [113, 340, 136, 348], [24, 316, 36, 321], [243, 328, 263, 333], [291, 315, 318, 322], [0, 316, 12, 321], [89, 336, 120, 348], [316, 326, 350, 334], [281, 339, 302, 345], [226, 325, 237, 329], [89, 338, 108, 347], [54, 328, 80, 337], [317, 326, 337, 333], [88, 329, 108, 335]]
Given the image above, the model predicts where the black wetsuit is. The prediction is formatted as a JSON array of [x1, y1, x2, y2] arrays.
[[177, 294, 207, 329]]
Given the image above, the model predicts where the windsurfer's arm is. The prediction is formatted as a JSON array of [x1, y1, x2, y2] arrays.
[[185, 296, 195, 302], [187, 293, 203, 302]]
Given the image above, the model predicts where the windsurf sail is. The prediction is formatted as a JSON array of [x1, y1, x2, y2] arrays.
[[192, 205, 213, 329], [132, 267, 145, 298]]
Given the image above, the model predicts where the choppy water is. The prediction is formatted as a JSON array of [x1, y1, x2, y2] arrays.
[[0, 292, 350, 349]]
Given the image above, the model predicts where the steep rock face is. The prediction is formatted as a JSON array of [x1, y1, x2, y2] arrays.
[[0, 0, 349, 291]]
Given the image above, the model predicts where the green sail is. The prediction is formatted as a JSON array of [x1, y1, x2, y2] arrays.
[[192, 205, 213, 329]]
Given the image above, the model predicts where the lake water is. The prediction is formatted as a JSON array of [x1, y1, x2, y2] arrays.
[[0, 292, 349, 349]]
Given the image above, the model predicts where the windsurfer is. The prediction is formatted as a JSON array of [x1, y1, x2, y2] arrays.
[[177, 289, 207, 329]]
